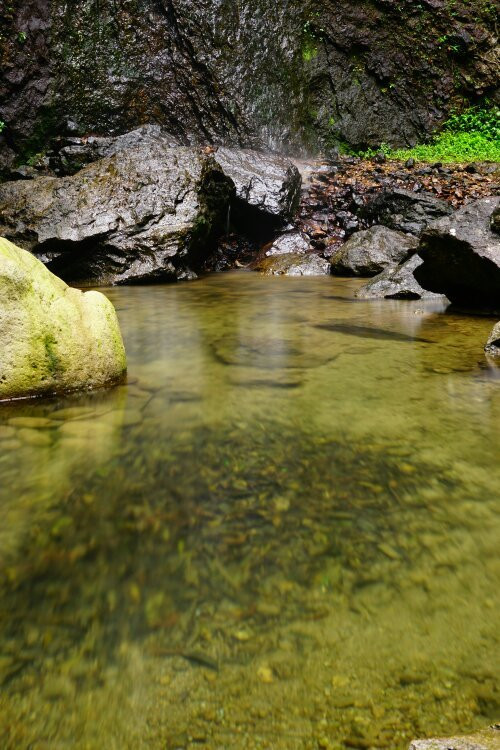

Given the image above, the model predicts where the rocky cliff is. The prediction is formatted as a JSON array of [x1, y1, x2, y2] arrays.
[[0, 0, 498, 166]]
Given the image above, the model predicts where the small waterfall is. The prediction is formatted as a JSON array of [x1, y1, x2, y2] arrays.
[[226, 204, 231, 235]]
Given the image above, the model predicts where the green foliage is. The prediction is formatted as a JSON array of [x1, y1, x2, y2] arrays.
[[302, 12, 323, 62], [0, 121, 5, 134], [391, 131, 500, 163], [302, 39, 318, 62], [443, 104, 499, 140], [26, 152, 45, 167], [361, 104, 500, 163]]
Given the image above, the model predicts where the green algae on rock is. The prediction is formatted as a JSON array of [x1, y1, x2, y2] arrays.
[[0, 237, 126, 401]]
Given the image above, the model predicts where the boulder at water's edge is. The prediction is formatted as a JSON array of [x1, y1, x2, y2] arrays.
[[356, 254, 446, 300], [331, 225, 418, 277], [0, 238, 126, 401], [0, 143, 234, 285], [415, 197, 500, 309]]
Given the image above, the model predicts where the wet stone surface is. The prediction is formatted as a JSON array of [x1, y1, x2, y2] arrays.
[[0, 274, 499, 749]]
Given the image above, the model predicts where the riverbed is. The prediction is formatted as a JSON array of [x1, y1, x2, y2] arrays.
[[0, 273, 499, 749]]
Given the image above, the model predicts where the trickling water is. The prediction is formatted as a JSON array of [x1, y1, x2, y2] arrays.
[[0, 273, 499, 749]]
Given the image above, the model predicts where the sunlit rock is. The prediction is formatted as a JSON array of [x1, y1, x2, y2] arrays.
[[356, 254, 447, 300], [0, 238, 126, 401]]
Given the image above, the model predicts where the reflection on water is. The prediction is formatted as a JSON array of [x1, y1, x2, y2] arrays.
[[0, 273, 499, 750]]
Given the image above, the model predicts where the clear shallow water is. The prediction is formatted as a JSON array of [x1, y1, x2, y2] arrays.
[[0, 272, 499, 750]]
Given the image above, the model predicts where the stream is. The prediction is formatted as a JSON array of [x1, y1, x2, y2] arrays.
[[0, 272, 499, 749]]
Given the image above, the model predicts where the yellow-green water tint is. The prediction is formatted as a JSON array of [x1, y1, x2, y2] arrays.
[[0, 273, 499, 750]]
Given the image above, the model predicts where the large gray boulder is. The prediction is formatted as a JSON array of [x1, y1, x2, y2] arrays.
[[0, 238, 126, 401], [47, 130, 302, 233], [359, 189, 453, 235], [215, 147, 301, 226], [356, 254, 446, 300], [330, 225, 418, 277], [255, 252, 330, 276], [0, 143, 234, 285], [415, 197, 500, 309]]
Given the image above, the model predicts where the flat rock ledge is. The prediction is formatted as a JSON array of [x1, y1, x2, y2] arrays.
[[409, 725, 500, 750], [0, 238, 126, 401]]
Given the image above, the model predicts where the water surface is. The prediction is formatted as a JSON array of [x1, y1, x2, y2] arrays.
[[0, 273, 499, 750]]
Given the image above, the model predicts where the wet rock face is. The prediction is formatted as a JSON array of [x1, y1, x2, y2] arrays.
[[330, 226, 418, 277], [48, 124, 180, 177], [0, 143, 234, 285], [415, 197, 500, 309], [0, 0, 497, 163], [214, 148, 301, 230], [356, 254, 446, 301], [360, 190, 453, 236]]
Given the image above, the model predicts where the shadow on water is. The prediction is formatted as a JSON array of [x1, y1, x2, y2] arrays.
[[314, 322, 435, 344]]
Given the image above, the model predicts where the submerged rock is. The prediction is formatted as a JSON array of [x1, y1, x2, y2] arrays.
[[0, 238, 126, 401], [214, 147, 301, 228], [359, 189, 453, 235], [415, 197, 500, 309], [330, 226, 418, 277], [255, 252, 330, 276], [485, 322, 500, 356], [356, 254, 446, 300], [409, 724, 500, 749], [264, 231, 310, 257], [0, 143, 234, 285]]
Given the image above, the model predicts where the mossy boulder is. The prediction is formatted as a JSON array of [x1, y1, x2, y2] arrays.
[[0, 238, 126, 401]]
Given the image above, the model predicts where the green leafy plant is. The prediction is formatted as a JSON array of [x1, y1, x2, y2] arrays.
[[360, 103, 500, 163], [17, 30, 26, 42], [0, 121, 5, 134]]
